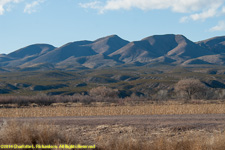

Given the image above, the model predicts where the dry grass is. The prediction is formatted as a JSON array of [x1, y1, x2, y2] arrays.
[[0, 121, 77, 150], [1, 121, 225, 150], [96, 131, 225, 150], [0, 103, 225, 117], [97, 137, 225, 150]]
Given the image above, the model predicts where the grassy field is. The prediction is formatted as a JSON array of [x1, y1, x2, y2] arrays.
[[0, 120, 225, 150], [1, 101, 225, 149], [97, 134, 225, 150], [1, 103, 225, 117]]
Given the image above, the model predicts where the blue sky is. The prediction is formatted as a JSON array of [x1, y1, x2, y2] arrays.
[[1, 0, 225, 54]]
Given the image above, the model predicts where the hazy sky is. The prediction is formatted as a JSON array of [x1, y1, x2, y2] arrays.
[[1, 0, 225, 54]]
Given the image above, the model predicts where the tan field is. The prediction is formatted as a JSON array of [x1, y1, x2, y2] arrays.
[[1, 103, 225, 118], [1, 102, 225, 149], [0, 117, 225, 150]]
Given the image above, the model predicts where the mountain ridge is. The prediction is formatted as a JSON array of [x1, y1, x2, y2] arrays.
[[1, 34, 225, 71]]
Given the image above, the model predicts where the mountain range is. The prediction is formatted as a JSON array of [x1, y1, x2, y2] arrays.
[[1, 34, 225, 71]]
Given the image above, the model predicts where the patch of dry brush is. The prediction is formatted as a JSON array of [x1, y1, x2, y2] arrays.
[[0, 121, 77, 150], [97, 133, 225, 150], [0, 103, 225, 118], [1, 121, 225, 150], [98, 138, 199, 150]]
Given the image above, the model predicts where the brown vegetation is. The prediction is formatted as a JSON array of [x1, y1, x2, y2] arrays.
[[1, 121, 225, 150], [175, 79, 207, 100], [97, 135, 225, 150], [89, 86, 119, 98], [1, 103, 225, 117], [0, 121, 76, 149]]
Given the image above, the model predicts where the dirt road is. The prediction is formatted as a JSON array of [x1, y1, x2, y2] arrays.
[[1, 114, 225, 129]]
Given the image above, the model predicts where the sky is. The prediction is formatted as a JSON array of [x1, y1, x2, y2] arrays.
[[1, 0, 225, 54]]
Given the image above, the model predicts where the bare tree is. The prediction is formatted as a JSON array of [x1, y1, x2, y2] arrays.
[[175, 79, 206, 100]]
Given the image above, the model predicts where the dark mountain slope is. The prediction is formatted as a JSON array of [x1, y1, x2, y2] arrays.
[[57, 54, 123, 69], [182, 54, 225, 65], [8, 44, 55, 59], [110, 34, 214, 63], [0, 54, 14, 62], [109, 40, 159, 63], [142, 34, 179, 55], [2, 44, 55, 67], [166, 35, 214, 58], [197, 36, 225, 54], [29, 41, 97, 64]]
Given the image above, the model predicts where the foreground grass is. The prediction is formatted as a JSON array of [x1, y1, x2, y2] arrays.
[[0, 121, 76, 149], [1, 103, 225, 117], [1, 121, 225, 150], [97, 135, 225, 150]]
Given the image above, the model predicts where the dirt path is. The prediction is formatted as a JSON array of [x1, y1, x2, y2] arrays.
[[1, 114, 225, 129]]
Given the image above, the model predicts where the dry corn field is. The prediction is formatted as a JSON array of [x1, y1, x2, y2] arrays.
[[1, 103, 225, 117]]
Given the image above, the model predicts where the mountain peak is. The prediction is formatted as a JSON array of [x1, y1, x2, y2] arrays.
[[142, 34, 186, 40], [89, 34, 129, 55], [8, 44, 55, 59], [107, 34, 120, 38], [95, 34, 125, 42]]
